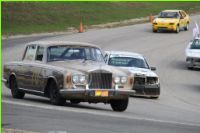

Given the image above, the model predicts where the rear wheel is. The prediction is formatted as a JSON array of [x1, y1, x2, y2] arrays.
[[49, 81, 66, 106], [10, 77, 25, 99], [184, 23, 189, 31], [110, 98, 129, 112]]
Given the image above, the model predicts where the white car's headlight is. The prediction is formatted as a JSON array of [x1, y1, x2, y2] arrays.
[[114, 76, 121, 84], [121, 76, 127, 84]]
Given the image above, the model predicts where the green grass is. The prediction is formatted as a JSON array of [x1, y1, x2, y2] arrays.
[[2, 2, 200, 35]]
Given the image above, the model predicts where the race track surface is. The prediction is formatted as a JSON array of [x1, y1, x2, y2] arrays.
[[2, 15, 200, 133]]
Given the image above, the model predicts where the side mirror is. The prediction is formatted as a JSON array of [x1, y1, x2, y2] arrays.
[[150, 67, 156, 71], [180, 16, 184, 19]]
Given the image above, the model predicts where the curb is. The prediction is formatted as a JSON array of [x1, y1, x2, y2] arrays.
[[2, 17, 149, 40]]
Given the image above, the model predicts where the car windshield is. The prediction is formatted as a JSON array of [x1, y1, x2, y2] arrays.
[[158, 12, 179, 18], [47, 45, 105, 62], [108, 56, 149, 69], [190, 39, 200, 49]]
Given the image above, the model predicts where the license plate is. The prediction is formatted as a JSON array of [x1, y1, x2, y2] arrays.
[[95, 90, 108, 97]]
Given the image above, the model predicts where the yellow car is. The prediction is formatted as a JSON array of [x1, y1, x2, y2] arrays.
[[152, 10, 190, 33]]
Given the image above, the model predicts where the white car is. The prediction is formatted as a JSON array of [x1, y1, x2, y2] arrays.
[[185, 37, 200, 69], [104, 51, 160, 98]]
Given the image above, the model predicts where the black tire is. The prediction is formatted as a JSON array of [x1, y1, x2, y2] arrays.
[[110, 98, 129, 112], [175, 25, 180, 33], [151, 96, 159, 99], [153, 29, 157, 33], [70, 100, 81, 104], [184, 23, 189, 31], [49, 81, 66, 106], [187, 66, 193, 70], [10, 77, 25, 99]]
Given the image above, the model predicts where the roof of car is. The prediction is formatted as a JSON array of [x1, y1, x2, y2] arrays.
[[27, 41, 98, 47], [162, 10, 182, 12], [105, 51, 144, 59]]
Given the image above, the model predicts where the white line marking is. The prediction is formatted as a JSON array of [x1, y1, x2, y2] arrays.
[[2, 99, 200, 128]]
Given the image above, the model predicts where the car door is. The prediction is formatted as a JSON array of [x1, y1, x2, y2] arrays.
[[178, 11, 185, 28], [31, 46, 46, 92], [18, 45, 37, 90]]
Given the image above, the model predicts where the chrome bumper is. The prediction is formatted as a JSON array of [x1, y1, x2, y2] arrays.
[[59, 89, 135, 99]]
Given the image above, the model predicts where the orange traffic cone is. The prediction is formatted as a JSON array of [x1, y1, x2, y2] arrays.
[[79, 20, 83, 33], [149, 14, 153, 22]]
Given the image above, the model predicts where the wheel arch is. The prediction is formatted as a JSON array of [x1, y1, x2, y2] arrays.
[[44, 76, 58, 97], [8, 72, 17, 89]]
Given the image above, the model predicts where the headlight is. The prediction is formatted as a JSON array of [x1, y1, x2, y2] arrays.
[[121, 76, 127, 84], [72, 75, 79, 84], [79, 75, 86, 84], [114, 76, 127, 84], [114, 76, 120, 84], [72, 74, 87, 84]]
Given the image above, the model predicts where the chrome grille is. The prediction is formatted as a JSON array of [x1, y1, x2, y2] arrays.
[[89, 73, 112, 89]]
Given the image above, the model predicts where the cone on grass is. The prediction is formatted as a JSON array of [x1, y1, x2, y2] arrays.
[[79, 20, 83, 33]]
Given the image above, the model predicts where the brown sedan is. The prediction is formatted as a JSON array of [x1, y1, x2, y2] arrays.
[[2, 41, 135, 112]]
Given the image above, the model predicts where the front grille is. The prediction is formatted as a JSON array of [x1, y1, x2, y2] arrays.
[[89, 72, 112, 89], [134, 77, 145, 85], [194, 58, 200, 63], [147, 77, 158, 85]]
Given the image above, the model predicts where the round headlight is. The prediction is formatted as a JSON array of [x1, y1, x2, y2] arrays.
[[79, 75, 86, 84], [121, 76, 127, 84], [114, 76, 120, 84], [72, 75, 79, 84]]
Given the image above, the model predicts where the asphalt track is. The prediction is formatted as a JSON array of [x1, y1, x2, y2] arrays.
[[2, 15, 200, 133]]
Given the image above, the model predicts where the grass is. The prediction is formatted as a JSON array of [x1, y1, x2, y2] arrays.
[[2, 2, 200, 35]]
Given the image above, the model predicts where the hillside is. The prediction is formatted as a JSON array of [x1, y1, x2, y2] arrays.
[[2, 2, 200, 35]]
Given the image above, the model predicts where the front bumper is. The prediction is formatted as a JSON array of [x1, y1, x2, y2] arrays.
[[186, 57, 200, 68], [132, 84, 160, 97], [60, 89, 135, 101], [152, 24, 176, 31]]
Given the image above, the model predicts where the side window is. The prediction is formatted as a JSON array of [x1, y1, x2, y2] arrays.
[[36, 46, 44, 61], [23, 45, 37, 61], [181, 11, 186, 17]]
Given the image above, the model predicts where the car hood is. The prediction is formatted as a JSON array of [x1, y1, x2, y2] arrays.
[[185, 43, 200, 58], [48, 60, 128, 76], [154, 18, 179, 23], [118, 67, 158, 77]]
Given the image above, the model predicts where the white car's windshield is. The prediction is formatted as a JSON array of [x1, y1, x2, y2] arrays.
[[158, 12, 179, 18], [108, 57, 149, 69], [190, 39, 200, 49], [47, 45, 105, 62]]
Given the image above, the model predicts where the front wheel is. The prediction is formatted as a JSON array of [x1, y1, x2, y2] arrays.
[[49, 81, 66, 106], [110, 98, 129, 112], [153, 29, 157, 33], [10, 77, 25, 99], [175, 25, 180, 33]]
